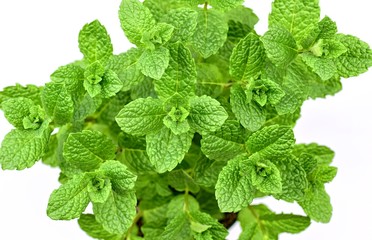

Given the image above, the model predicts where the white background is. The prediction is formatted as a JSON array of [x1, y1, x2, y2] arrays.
[[0, 0, 371, 239]]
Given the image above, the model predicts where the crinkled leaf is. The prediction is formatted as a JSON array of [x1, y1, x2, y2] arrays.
[[93, 191, 137, 234], [119, 0, 156, 45], [99, 160, 137, 193], [230, 33, 265, 81], [138, 47, 170, 80], [209, 0, 244, 11], [146, 127, 193, 173], [163, 9, 198, 43], [167, 169, 200, 193], [155, 43, 196, 99], [215, 155, 254, 212], [47, 174, 90, 220], [188, 95, 228, 133], [230, 84, 265, 131], [78, 20, 113, 65], [63, 130, 116, 172], [116, 98, 165, 136], [78, 214, 121, 240], [201, 120, 246, 161], [192, 9, 228, 58], [0, 122, 51, 170]]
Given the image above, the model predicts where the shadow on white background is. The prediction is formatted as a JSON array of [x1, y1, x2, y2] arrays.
[[0, 0, 371, 239]]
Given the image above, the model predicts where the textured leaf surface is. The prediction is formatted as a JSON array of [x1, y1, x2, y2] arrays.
[[164, 9, 198, 42], [94, 191, 137, 234], [116, 98, 165, 136], [192, 9, 228, 58], [138, 47, 170, 80], [42, 82, 74, 126], [246, 125, 295, 157], [262, 27, 298, 67], [0, 122, 51, 170], [188, 95, 228, 133], [100, 160, 137, 193], [209, 0, 244, 11], [2, 97, 36, 129], [47, 174, 90, 220], [302, 53, 337, 80], [79, 20, 113, 65], [119, 0, 156, 45], [146, 127, 193, 173], [155, 43, 196, 99], [298, 184, 332, 223], [78, 214, 121, 240], [335, 34, 372, 78], [107, 49, 144, 91], [63, 130, 116, 171], [0, 84, 42, 107], [215, 155, 254, 212], [201, 120, 245, 161], [189, 211, 228, 239], [230, 32, 265, 81], [269, 0, 320, 42], [230, 84, 265, 131]]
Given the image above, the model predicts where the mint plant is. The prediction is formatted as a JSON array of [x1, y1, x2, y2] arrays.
[[0, 0, 371, 239]]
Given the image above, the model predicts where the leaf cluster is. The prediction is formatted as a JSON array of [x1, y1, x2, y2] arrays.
[[0, 0, 371, 239]]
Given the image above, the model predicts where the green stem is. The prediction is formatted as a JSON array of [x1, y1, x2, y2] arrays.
[[124, 210, 143, 240]]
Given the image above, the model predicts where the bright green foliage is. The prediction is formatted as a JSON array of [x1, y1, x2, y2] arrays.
[[239, 205, 311, 239], [192, 9, 228, 58], [138, 47, 170, 80], [1, 0, 371, 239], [262, 27, 298, 67], [215, 155, 254, 212], [0, 122, 51, 170], [78, 214, 122, 240], [63, 130, 116, 172], [47, 174, 91, 220]]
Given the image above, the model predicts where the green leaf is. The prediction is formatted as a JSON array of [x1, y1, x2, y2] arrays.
[[119, 0, 156, 46], [138, 47, 170, 80], [79, 20, 113, 65], [78, 214, 121, 240], [302, 53, 337, 81], [142, 23, 174, 47], [194, 156, 226, 188], [166, 195, 200, 220], [2, 97, 38, 129], [155, 43, 196, 100], [215, 155, 254, 212], [245, 154, 282, 194], [106, 49, 145, 91], [42, 134, 59, 167], [146, 127, 193, 173], [201, 120, 246, 161], [42, 81, 75, 126], [160, 213, 192, 240], [195, 63, 226, 97], [230, 84, 265, 131], [230, 32, 266, 81], [88, 176, 112, 204], [188, 95, 228, 133], [246, 125, 295, 157], [47, 174, 90, 220], [311, 165, 337, 183], [208, 0, 244, 11], [95, 91, 131, 123], [271, 156, 308, 202], [225, 6, 259, 30], [63, 130, 116, 172], [0, 122, 51, 170], [239, 205, 311, 239], [116, 97, 166, 136], [93, 191, 137, 234], [99, 160, 137, 193], [192, 9, 228, 58], [261, 27, 298, 68], [163, 9, 198, 43], [273, 60, 310, 114], [100, 70, 123, 98], [167, 169, 200, 193], [293, 143, 335, 165], [0, 84, 42, 107], [298, 183, 332, 223], [189, 211, 228, 239], [269, 0, 320, 42], [317, 16, 338, 40], [334, 34, 372, 78]]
